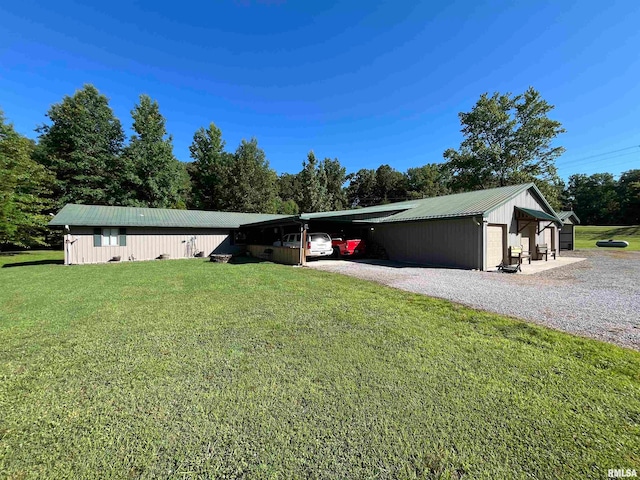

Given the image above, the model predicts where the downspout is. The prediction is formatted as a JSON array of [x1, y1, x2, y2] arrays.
[[481, 218, 488, 271]]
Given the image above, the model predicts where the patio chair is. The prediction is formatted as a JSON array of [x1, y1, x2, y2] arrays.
[[536, 243, 556, 261], [508, 246, 531, 265]]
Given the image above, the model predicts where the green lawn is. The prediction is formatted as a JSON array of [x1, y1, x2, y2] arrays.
[[1, 251, 639, 479], [575, 225, 640, 250]]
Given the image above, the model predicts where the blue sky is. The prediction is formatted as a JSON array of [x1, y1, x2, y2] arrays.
[[1, 0, 639, 179]]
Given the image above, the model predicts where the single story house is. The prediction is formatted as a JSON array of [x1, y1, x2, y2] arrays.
[[50, 182, 564, 270], [49, 204, 288, 265], [557, 211, 580, 250]]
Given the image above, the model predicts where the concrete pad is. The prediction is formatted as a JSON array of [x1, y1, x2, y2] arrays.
[[487, 256, 586, 275]]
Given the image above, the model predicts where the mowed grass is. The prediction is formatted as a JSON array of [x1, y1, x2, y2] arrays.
[[575, 225, 640, 250], [1, 252, 639, 479]]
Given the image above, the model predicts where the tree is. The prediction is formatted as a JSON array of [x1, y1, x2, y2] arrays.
[[617, 169, 640, 224], [35, 84, 126, 208], [123, 95, 189, 208], [566, 173, 620, 225], [405, 163, 451, 199], [346, 168, 377, 207], [296, 151, 331, 212], [443, 87, 565, 206], [225, 138, 278, 213], [275, 198, 299, 215], [321, 157, 348, 210], [374, 164, 406, 203], [1, 112, 52, 249], [188, 123, 232, 210]]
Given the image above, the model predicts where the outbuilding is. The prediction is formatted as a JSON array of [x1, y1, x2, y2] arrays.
[[557, 211, 580, 250], [244, 182, 564, 271], [49, 204, 288, 265]]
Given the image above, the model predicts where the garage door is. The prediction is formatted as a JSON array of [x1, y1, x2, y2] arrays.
[[487, 225, 505, 269]]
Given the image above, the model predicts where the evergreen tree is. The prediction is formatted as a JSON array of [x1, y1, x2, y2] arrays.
[[35, 85, 126, 208], [123, 95, 189, 208], [226, 138, 278, 213], [188, 123, 232, 210], [296, 151, 331, 212]]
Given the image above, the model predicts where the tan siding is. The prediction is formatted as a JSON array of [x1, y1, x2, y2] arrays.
[[66, 227, 236, 265], [370, 218, 482, 269]]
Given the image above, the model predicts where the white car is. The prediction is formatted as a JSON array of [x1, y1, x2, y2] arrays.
[[273, 232, 334, 258]]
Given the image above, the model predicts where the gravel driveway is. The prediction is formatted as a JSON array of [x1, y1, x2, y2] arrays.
[[308, 250, 640, 351]]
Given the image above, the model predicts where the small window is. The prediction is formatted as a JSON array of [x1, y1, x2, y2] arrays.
[[102, 228, 119, 246], [231, 230, 246, 246]]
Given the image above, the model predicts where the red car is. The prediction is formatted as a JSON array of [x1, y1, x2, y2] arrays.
[[331, 236, 366, 257]]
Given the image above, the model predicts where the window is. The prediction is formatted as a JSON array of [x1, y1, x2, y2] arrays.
[[231, 230, 247, 246], [94, 228, 126, 247], [103, 228, 119, 246]]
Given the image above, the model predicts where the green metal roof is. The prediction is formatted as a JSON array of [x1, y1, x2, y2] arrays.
[[299, 201, 418, 221], [287, 183, 563, 226], [516, 207, 561, 223], [374, 184, 531, 223], [557, 210, 580, 224], [49, 204, 289, 229]]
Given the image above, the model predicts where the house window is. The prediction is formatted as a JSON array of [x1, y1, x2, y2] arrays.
[[93, 228, 127, 247], [103, 228, 119, 246]]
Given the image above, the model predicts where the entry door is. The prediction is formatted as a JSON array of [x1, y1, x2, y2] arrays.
[[544, 226, 555, 251], [521, 225, 535, 253], [487, 225, 505, 268]]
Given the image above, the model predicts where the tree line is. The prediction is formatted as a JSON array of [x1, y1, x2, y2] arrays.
[[1, 84, 638, 249]]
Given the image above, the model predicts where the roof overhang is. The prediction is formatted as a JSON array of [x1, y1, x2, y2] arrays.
[[516, 207, 563, 228], [240, 216, 301, 229]]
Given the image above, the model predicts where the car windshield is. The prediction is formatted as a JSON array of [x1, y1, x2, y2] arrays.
[[310, 233, 331, 242]]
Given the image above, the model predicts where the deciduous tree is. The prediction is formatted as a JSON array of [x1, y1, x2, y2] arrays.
[[1, 112, 52, 248], [321, 157, 348, 210], [443, 87, 565, 206], [566, 173, 620, 225], [405, 163, 451, 199]]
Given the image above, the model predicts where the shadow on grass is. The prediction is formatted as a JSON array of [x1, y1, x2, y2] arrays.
[[227, 256, 265, 265], [585, 226, 640, 238], [2, 259, 64, 268]]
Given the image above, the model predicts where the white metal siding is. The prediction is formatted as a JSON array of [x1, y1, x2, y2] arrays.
[[65, 227, 237, 265], [370, 217, 482, 269], [487, 188, 559, 257]]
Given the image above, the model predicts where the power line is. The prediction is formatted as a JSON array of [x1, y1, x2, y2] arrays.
[[556, 145, 640, 166], [556, 150, 640, 169]]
